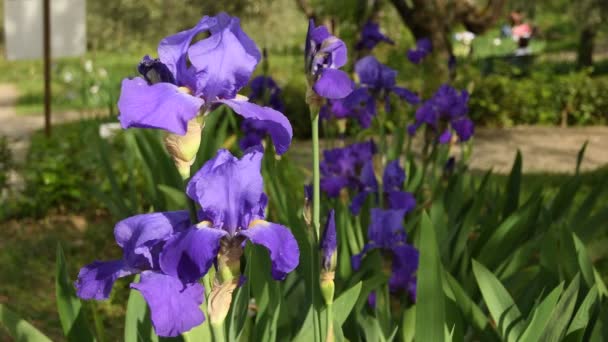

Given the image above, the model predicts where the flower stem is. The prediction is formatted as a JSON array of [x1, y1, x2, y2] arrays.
[[312, 111, 321, 240], [326, 302, 334, 342], [210, 321, 226, 342]]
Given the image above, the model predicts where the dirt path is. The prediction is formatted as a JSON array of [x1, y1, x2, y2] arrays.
[[0, 83, 606, 174]]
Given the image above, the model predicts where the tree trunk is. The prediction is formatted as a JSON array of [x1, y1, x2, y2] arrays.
[[389, 0, 507, 92], [577, 27, 596, 67]]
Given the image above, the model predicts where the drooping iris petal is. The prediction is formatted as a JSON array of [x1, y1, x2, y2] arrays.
[[160, 227, 227, 283], [117, 77, 204, 135], [383, 160, 405, 191], [451, 117, 474, 141], [320, 210, 337, 270], [359, 161, 379, 191], [389, 244, 419, 300], [321, 176, 349, 198], [188, 13, 261, 100], [75, 260, 133, 300], [387, 191, 416, 214], [158, 16, 216, 84], [367, 209, 407, 248], [355, 56, 387, 88], [186, 149, 265, 234], [131, 271, 205, 337], [240, 221, 300, 280], [313, 69, 354, 100], [392, 86, 420, 105], [349, 191, 371, 215], [220, 99, 292, 155], [356, 22, 394, 51], [114, 211, 191, 269], [407, 38, 432, 64], [351, 243, 375, 271]]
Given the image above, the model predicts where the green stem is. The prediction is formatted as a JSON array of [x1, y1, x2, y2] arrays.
[[184, 177, 198, 224], [311, 105, 322, 342], [211, 321, 226, 342], [326, 303, 334, 342], [312, 112, 321, 240]]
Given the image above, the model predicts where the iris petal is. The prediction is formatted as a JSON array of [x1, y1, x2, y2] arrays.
[[220, 99, 292, 155], [313, 69, 354, 99], [117, 77, 204, 135], [75, 260, 132, 300], [160, 227, 227, 283], [188, 13, 261, 100], [114, 211, 191, 269], [131, 271, 205, 337], [240, 221, 300, 280]]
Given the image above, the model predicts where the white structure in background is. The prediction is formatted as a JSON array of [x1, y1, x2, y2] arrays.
[[4, 0, 86, 60]]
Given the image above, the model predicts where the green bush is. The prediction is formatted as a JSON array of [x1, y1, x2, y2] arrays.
[[456, 64, 608, 126]]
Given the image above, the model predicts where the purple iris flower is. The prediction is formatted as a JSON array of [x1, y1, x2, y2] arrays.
[[320, 141, 377, 197], [305, 19, 354, 99], [320, 209, 337, 271], [117, 13, 292, 155], [160, 148, 300, 282], [75, 211, 207, 337], [355, 56, 419, 113], [355, 21, 394, 51], [240, 76, 285, 150], [320, 87, 376, 128], [352, 209, 418, 300], [350, 160, 416, 215], [408, 84, 474, 143], [407, 38, 432, 64]]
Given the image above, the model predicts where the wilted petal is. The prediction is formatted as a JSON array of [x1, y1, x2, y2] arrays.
[[240, 221, 300, 280], [313, 69, 354, 99], [117, 77, 204, 135], [187, 149, 265, 233], [114, 211, 191, 269], [188, 13, 261, 99], [220, 99, 292, 155], [160, 227, 227, 283], [75, 260, 132, 300], [131, 271, 205, 337]]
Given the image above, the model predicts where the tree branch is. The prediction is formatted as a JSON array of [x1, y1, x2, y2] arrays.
[[455, 0, 508, 34]]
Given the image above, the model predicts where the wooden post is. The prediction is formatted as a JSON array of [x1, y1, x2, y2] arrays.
[[43, 0, 51, 136]]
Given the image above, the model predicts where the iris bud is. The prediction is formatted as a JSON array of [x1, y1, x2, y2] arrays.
[[164, 116, 203, 179]]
